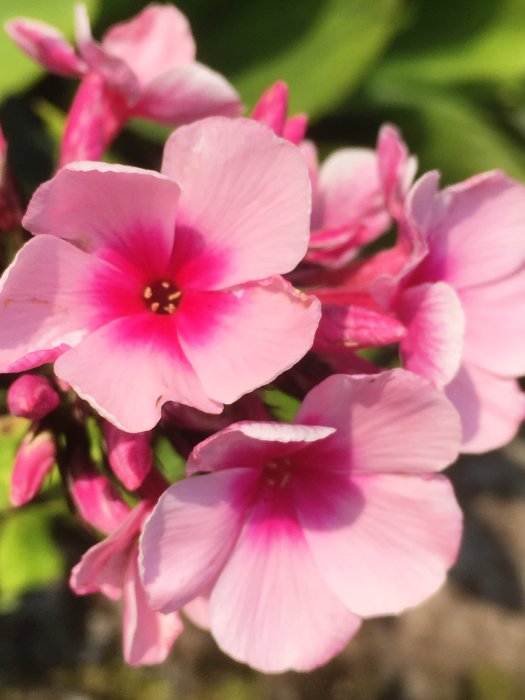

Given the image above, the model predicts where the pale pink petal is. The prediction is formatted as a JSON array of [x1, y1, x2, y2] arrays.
[[183, 595, 210, 630], [123, 551, 183, 667], [0, 236, 108, 372], [23, 162, 180, 265], [295, 370, 461, 474], [139, 468, 258, 613], [55, 314, 221, 433], [103, 422, 152, 491], [177, 278, 321, 403], [161, 117, 311, 289], [377, 123, 416, 220], [210, 484, 361, 673], [398, 282, 465, 388], [294, 470, 462, 617], [459, 271, 525, 377], [74, 4, 139, 101], [70, 501, 149, 600], [10, 430, 55, 507], [5, 18, 86, 77], [186, 421, 335, 476], [409, 171, 525, 288], [134, 63, 241, 125], [314, 303, 406, 353], [445, 364, 525, 453], [252, 81, 288, 135], [101, 4, 195, 86]]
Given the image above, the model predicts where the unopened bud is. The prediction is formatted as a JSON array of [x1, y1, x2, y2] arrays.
[[7, 374, 60, 420], [103, 422, 153, 491], [11, 429, 55, 506]]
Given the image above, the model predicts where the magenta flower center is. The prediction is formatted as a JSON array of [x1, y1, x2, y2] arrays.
[[143, 279, 181, 315], [264, 457, 293, 488]]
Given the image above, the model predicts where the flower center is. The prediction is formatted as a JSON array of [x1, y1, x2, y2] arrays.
[[264, 457, 292, 488], [143, 279, 181, 315]]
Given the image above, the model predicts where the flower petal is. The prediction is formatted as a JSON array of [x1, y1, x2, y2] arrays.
[[0, 236, 106, 372], [445, 364, 525, 453], [133, 62, 241, 125], [55, 314, 221, 433], [161, 117, 311, 289], [6, 18, 86, 77], [101, 4, 195, 86], [294, 470, 462, 617], [178, 277, 320, 403], [23, 162, 180, 267], [295, 370, 461, 474], [210, 483, 361, 672], [139, 468, 258, 613], [399, 281, 465, 388], [123, 551, 183, 667], [186, 421, 335, 476]]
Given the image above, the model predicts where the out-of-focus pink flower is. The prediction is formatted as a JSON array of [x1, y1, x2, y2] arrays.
[[397, 171, 525, 451], [6, 4, 241, 164], [140, 370, 462, 673], [0, 126, 22, 231], [252, 81, 308, 145], [7, 374, 60, 420], [306, 125, 416, 268], [0, 118, 320, 432], [71, 500, 183, 666], [10, 428, 56, 506], [103, 422, 152, 491]]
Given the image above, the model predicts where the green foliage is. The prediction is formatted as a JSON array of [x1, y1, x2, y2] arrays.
[[261, 388, 300, 423], [0, 0, 98, 100], [0, 416, 29, 512], [154, 435, 186, 484], [0, 503, 64, 608]]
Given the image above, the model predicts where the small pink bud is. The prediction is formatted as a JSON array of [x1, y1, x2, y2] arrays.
[[103, 422, 153, 491], [69, 455, 131, 534], [11, 429, 55, 506], [7, 374, 60, 420]]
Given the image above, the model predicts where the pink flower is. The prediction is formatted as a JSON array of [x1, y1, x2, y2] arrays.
[[397, 171, 525, 451], [6, 4, 241, 163], [139, 369, 462, 673], [11, 427, 56, 506], [7, 374, 60, 420], [71, 500, 183, 666], [0, 117, 320, 432], [306, 124, 416, 268]]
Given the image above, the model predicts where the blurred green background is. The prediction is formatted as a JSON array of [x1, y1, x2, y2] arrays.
[[2, 1, 525, 698]]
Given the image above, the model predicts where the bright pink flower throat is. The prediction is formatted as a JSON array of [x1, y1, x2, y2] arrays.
[[143, 279, 181, 315]]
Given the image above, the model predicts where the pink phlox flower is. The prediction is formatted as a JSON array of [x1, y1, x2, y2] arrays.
[[0, 117, 320, 433], [139, 369, 462, 673], [306, 124, 417, 268], [6, 4, 241, 163], [71, 498, 183, 666]]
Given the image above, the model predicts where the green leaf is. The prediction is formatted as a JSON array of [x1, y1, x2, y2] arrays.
[[214, 0, 402, 118], [376, 0, 525, 85], [0, 416, 29, 512], [0, 0, 99, 100], [364, 82, 525, 182], [154, 435, 186, 484], [0, 503, 64, 608], [261, 388, 300, 423]]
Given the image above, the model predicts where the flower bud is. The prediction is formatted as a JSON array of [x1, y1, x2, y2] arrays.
[[7, 374, 60, 420], [11, 429, 55, 506], [103, 422, 153, 491]]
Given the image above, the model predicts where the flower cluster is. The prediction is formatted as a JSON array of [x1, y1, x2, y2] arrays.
[[1, 2, 524, 674]]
